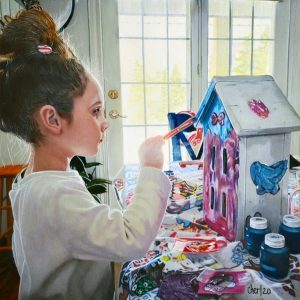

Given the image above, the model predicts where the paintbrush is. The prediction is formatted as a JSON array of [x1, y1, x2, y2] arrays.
[[163, 117, 195, 140]]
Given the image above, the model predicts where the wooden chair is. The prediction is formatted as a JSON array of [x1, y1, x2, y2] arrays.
[[167, 111, 203, 161], [0, 164, 26, 300]]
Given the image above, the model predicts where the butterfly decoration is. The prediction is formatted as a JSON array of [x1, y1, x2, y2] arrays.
[[211, 112, 225, 126], [250, 159, 288, 195]]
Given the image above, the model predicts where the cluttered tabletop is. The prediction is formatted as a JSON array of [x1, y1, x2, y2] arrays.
[[113, 161, 300, 300]]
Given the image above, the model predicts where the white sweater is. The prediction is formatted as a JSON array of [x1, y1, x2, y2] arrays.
[[10, 167, 171, 300]]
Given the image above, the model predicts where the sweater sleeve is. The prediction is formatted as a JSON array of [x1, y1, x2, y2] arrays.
[[52, 167, 171, 261]]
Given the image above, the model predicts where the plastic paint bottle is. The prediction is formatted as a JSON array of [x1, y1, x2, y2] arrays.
[[279, 215, 300, 254], [260, 233, 289, 281], [245, 217, 271, 257]]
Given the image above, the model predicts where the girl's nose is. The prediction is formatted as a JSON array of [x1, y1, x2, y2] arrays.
[[101, 120, 110, 132]]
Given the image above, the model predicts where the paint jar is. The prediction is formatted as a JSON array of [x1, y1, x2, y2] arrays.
[[260, 233, 289, 281], [245, 217, 271, 257], [289, 188, 300, 217], [279, 215, 300, 254]]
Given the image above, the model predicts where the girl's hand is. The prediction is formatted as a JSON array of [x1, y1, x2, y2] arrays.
[[138, 136, 165, 169]]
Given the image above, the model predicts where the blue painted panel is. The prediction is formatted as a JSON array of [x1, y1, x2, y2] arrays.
[[195, 80, 217, 127], [201, 95, 233, 141]]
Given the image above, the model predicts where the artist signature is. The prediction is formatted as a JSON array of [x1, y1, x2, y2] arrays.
[[247, 283, 271, 296]]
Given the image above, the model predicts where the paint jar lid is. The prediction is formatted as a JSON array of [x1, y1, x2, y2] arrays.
[[250, 217, 268, 229], [265, 233, 285, 248], [283, 215, 300, 228]]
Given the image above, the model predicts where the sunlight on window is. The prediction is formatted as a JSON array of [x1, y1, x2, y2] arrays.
[[118, 0, 191, 164], [208, 0, 276, 82]]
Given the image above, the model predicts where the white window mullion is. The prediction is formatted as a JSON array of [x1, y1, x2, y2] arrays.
[[229, 0, 232, 76], [250, 0, 255, 75]]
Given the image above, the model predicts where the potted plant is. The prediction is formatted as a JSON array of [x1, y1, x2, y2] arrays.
[[70, 156, 111, 203]]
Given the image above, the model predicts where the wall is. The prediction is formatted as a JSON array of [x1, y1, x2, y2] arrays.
[[287, 1, 300, 155]]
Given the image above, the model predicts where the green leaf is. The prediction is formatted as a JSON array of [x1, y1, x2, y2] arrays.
[[81, 175, 91, 184], [87, 184, 107, 194], [87, 178, 112, 186], [93, 194, 101, 203], [70, 156, 86, 173], [84, 162, 102, 168]]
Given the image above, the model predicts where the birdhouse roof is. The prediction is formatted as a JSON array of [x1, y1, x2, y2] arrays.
[[196, 75, 300, 136]]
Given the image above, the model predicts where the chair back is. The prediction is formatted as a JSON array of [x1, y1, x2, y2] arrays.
[[0, 165, 26, 248], [0, 164, 25, 300]]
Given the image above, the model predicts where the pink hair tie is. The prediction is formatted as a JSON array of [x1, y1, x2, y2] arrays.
[[37, 45, 52, 55]]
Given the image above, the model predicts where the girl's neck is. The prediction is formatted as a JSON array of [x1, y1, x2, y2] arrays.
[[27, 145, 71, 173]]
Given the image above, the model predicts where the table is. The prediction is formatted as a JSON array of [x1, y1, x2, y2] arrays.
[[114, 163, 300, 300]]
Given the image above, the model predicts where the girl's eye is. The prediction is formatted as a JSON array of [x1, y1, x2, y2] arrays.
[[93, 107, 102, 117]]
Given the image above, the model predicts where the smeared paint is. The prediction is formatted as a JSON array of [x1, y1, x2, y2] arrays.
[[203, 128, 239, 241]]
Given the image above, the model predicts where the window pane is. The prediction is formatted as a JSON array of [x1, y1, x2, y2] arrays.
[[169, 16, 190, 38], [254, 2, 276, 39], [208, 40, 229, 81], [120, 39, 143, 82], [209, 0, 229, 16], [144, 16, 167, 38], [144, 40, 167, 82], [208, 0, 229, 39], [119, 0, 142, 14], [231, 40, 251, 75], [169, 84, 190, 113], [121, 84, 145, 125], [146, 84, 168, 125], [168, 0, 187, 15], [231, 0, 252, 17], [119, 16, 142, 37], [169, 40, 191, 83], [253, 40, 274, 75], [209, 17, 229, 39], [143, 0, 166, 15], [232, 17, 251, 39], [123, 127, 145, 164]]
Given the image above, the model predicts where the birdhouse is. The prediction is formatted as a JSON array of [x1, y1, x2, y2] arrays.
[[196, 76, 300, 241]]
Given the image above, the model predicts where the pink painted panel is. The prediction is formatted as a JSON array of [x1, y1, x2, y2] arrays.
[[203, 129, 239, 241]]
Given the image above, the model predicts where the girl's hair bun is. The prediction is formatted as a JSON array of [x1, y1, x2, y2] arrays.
[[0, 7, 71, 60], [0, 7, 87, 145]]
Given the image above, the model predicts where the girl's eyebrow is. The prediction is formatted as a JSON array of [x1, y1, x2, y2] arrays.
[[89, 100, 103, 109]]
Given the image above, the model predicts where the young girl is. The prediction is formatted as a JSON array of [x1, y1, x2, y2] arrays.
[[0, 7, 171, 300]]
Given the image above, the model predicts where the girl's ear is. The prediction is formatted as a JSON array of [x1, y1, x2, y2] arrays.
[[38, 105, 62, 134]]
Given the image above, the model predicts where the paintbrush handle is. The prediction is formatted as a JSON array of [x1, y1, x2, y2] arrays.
[[164, 117, 194, 140]]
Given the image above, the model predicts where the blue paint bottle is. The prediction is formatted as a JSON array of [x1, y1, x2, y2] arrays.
[[260, 233, 289, 281], [245, 217, 271, 257], [279, 215, 300, 254]]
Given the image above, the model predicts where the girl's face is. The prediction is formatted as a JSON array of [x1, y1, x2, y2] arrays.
[[63, 77, 109, 157]]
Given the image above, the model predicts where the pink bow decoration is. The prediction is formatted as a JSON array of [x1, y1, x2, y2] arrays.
[[211, 112, 225, 126], [248, 99, 269, 118]]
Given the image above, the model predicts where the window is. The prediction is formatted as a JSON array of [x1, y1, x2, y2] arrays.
[[223, 148, 227, 174], [208, 0, 276, 82], [210, 186, 215, 209], [211, 146, 216, 170], [115, 0, 278, 165], [222, 192, 227, 217], [118, 0, 192, 164]]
